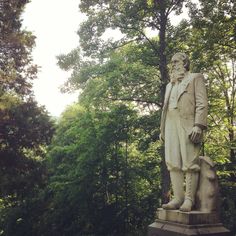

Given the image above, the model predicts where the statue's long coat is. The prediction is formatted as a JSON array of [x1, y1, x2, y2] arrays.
[[160, 72, 208, 171]]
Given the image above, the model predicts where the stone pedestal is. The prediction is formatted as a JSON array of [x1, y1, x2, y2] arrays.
[[148, 209, 233, 236]]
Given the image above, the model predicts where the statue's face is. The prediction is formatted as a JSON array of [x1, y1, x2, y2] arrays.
[[170, 54, 187, 82], [171, 55, 185, 71]]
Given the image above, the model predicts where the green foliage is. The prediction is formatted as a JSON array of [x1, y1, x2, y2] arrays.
[[0, 1, 54, 235], [35, 104, 161, 235], [0, 0, 37, 96], [58, 43, 163, 109]]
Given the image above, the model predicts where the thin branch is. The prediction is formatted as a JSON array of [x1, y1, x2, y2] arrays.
[[114, 23, 159, 53], [139, 30, 159, 52], [209, 113, 223, 127], [110, 38, 139, 51], [166, 0, 182, 16], [223, 56, 231, 83]]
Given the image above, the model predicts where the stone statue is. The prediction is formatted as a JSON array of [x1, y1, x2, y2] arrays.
[[160, 52, 208, 212], [149, 53, 232, 235]]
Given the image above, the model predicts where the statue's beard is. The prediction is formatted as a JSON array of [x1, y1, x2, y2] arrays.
[[170, 66, 187, 83]]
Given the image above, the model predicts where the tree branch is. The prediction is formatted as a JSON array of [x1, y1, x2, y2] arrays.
[[114, 23, 159, 54]]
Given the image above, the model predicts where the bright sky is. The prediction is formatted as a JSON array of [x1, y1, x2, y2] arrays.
[[22, 0, 84, 117]]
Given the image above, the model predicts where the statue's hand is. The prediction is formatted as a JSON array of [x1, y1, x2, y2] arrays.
[[189, 126, 202, 144]]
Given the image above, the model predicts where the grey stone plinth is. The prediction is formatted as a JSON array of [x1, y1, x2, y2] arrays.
[[148, 220, 233, 236], [157, 208, 220, 225], [147, 209, 233, 236]]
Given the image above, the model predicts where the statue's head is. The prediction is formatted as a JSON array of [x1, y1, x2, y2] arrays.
[[170, 52, 190, 83], [171, 52, 190, 71]]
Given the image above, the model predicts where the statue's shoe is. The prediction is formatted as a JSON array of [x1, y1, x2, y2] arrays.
[[179, 199, 193, 212], [162, 199, 183, 210]]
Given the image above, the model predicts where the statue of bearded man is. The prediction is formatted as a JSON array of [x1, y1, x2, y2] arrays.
[[160, 52, 208, 212]]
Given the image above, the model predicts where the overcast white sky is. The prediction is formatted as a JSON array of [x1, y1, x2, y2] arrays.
[[22, 0, 83, 117]]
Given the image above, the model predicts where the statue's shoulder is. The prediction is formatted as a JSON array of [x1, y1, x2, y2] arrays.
[[190, 72, 205, 80], [165, 82, 172, 90]]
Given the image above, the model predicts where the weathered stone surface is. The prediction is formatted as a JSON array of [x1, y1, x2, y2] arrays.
[[196, 156, 220, 212], [156, 208, 220, 225], [148, 220, 233, 236]]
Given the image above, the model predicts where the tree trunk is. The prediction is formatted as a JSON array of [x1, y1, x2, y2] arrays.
[[158, 3, 171, 203]]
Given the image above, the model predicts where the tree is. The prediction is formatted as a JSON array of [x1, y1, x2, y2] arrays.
[[0, 1, 54, 234], [35, 103, 161, 235], [0, 0, 37, 96]]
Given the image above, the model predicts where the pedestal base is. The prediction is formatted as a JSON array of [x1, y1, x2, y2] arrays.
[[157, 208, 220, 225], [148, 209, 233, 236], [148, 220, 232, 236]]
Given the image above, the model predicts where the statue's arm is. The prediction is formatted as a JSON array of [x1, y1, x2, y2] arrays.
[[194, 74, 208, 129], [189, 74, 208, 143], [159, 83, 171, 142]]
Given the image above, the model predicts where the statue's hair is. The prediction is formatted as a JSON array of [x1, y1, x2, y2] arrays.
[[172, 52, 190, 71]]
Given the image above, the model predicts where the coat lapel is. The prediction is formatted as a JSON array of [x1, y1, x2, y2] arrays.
[[177, 74, 192, 101]]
